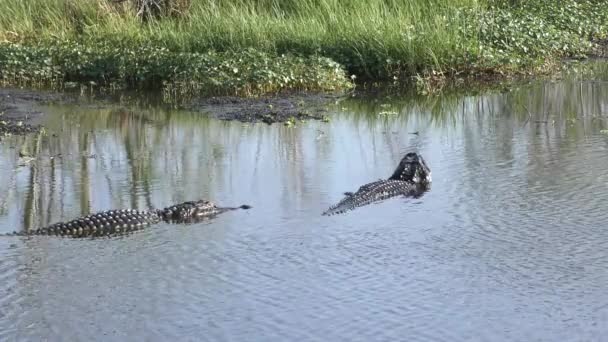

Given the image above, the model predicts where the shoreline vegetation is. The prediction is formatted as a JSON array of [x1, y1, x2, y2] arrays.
[[0, 0, 607, 100]]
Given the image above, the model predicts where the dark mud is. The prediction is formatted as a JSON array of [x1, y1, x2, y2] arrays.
[[0, 88, 346, 141], [590, 39, 608, 59], [0, 88, 75, 139], [189, 92, 344, 124], [0, 118, 37, 138]]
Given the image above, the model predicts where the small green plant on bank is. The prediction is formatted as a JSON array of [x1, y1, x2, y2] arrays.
[[0, 39, 353, 99], [378, 110, 398, 116], [0, 0, 607, 96], [284, 117, 297, 127]]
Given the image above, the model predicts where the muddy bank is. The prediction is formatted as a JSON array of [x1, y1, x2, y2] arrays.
[[0, 87, 346, 140], [189, 92, 344, 124], [0, 88, 74, 138], [590, 39, 608, 59]]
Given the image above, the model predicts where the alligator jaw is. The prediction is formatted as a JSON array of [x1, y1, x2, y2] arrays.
[[388, 152, 431, 184]]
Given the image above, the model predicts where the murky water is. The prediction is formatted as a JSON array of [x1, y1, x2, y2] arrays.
[[2, 67, 608, 341]]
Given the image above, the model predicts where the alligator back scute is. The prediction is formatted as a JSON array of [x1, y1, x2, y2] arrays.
[[322, 179, 428, 216], [27, 209, 161, 238]]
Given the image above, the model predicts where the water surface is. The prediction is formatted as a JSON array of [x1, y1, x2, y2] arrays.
[[2, 69, 608, 341]]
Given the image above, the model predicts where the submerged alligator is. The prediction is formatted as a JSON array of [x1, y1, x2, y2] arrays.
[[322, 152, 431, 216], [1, 200, 251, 238]]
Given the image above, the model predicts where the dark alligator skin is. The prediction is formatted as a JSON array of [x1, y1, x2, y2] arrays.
[[323, 153, 431, 216], [2, 200, 251, 238]]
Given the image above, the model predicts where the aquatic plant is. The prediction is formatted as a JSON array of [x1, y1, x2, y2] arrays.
[[0, 39, 353, 99], [0, 0, 607, 94]]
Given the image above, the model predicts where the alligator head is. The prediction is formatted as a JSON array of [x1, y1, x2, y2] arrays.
[[158, 200, 251, 223], [158, 200, 220, 223], [388, 152, 431, 183]]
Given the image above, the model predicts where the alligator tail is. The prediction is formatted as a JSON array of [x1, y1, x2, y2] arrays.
[[0, 230, 42, 237], [0, 231, 22, 237], [322, 200, 368, 216]]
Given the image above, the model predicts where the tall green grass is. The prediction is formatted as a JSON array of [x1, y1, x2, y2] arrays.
[[0, 0, 483, 79], [0, 0, 606, 90]]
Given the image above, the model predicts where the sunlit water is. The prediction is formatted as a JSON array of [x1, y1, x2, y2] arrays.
[[2, 70, 608, 341]]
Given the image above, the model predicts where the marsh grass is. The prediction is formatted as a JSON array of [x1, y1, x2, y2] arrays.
[[0, 0, 482, 79], [0, 0, 607, 96]]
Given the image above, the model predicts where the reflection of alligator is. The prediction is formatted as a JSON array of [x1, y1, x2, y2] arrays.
[[322, 153, 431, 216], [2, 200, 251, 238]]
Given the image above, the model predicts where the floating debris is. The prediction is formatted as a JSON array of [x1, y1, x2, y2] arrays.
[[378, 110, 398, 116]]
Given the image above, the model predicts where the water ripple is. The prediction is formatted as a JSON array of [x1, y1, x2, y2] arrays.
[[3, 80, 608, 340]]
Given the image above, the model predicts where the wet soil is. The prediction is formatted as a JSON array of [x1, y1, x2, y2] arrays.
[[0, 87, 346, 141], [590, 39, 608, 58], [0, 88, 74, 138], [189, 92, 344, 124]]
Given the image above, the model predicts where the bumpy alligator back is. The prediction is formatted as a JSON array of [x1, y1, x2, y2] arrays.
[[1, 200, 252, 239], [3, 209, 161, 238], [322, 180, 429, 216]]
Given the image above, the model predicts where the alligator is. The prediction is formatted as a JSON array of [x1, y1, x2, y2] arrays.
[[1, 200, 251, 238], [322, 152, 431, 216]]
